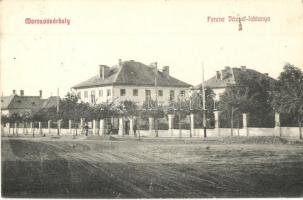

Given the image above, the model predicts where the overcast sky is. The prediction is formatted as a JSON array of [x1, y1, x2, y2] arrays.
[[1, 0, 303, 98]]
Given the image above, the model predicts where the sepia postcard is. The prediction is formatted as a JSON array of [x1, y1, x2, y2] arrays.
[[1, 0, 303, 198]]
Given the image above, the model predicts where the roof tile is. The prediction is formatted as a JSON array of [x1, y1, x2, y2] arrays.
[[73, 61, 191, 89]]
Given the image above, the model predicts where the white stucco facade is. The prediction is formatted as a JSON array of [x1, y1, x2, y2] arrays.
[[212, 88, 226, 101], [75, 86, 114, 104], [75, 85, 190, 106]]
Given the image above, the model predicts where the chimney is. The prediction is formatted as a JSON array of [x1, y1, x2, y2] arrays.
[[12, 90, 16, 95], [99, 65, 110, 80], [241, 66, 246, 71], [118, 58, 122, 65], [224, 66, 233, 78], [162, 66, 169, 77], [20, 90, 24, 96], [39, 90, 42, 98], [154, 62, 158, 68], [220, 70, 224, 80], [216, 71, 221, 80]]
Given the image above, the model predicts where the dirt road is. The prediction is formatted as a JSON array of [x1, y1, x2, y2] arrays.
[[2, 136, 303, 198]]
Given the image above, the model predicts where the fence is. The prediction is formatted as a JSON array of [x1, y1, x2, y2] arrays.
[[1, 112, 302, 139]]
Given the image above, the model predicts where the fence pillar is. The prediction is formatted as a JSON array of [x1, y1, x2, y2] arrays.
[[149, 117, 154, 135], [39, 121, 42, 135], [14, 123, 18, 135], [99, 119, 105, 136], [118, 118, 124, 136], [69, 120, 72, 135], [7, 123, 10, 135], [58, 120, 61, 135], [243, 113, 249, 136], [129, 117, 134, 136], [190, 113, 194, 137], [93, 120, 97, 135], [214, 111, 220, 137], [168, 114, 174, 136], [275, 112, 281, 136], [47, 120, 52, 134]]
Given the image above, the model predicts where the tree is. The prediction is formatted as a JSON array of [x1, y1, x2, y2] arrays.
[[91, 101, 122, 120], [142, 98, 164, 119], [9, 113, 22, 123], [272, 64, 303, 139], [119, 100, 138, 117], [1, 115, 10, 125], [165, 87, 215, 130], [20, 111, 33, 123], [188, 87, 216, 128], [218, 84, 255, 134], [20, 111, 33, 132], [218, 70, 275, 131]]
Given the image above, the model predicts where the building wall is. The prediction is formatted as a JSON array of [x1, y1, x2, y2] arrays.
[[75, 86, 114, 104], [113, 85, 189, 106], [75, 85, 190, 106], [1, 110, 9, 116], [212, 88, 226, 101], [1, 108, 34, 117]]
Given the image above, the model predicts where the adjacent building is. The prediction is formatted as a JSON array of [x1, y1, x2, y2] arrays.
[[195, 66, 276, 100], [1, 90, 58, 116], [72, 60, 192, 106]]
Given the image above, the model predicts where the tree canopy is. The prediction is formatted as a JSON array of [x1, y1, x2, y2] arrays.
[[272, 63, 303, 138], [218, 71, 275, 128]]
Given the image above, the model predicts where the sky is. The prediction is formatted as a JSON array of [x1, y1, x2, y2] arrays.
[[1, 0, 303, 98]]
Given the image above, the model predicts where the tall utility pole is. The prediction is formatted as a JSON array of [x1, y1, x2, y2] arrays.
[[178, 96, 182, 138], [154, 62, 158, 137], [57, 88, 60, 135], [57, 88, 60, 113], [202, 62, 207, 138]]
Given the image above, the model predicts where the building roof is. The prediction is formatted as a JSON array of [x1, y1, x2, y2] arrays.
[[194, 67, 276, 89], [1, 95, 58, 111], [72, 60, 192, 89], [1, 95, 15, 109], [41, 96, 58, 109]]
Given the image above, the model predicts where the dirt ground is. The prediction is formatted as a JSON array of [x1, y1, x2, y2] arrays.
[[2, 136, 303, 198]]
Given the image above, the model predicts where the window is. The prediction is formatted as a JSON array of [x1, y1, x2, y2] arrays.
[[91, 90, 96, 104], [84, 91, 88, 98], [169, 90, 175, 101], [107, 89, 111, 96], [91, 96, 95, 104], [145, 90, 151, 97], [180, 90, 185, 96], [133, 89, 138, 96], [99, 90, 103, 97], [120, 89, 126, 96], [77, 91, 81, 98], [158, 90, 163, 97]]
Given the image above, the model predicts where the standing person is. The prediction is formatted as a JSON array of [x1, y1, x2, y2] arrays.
[[84, 123, 89, 136], [133, 124, 137, 136]]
